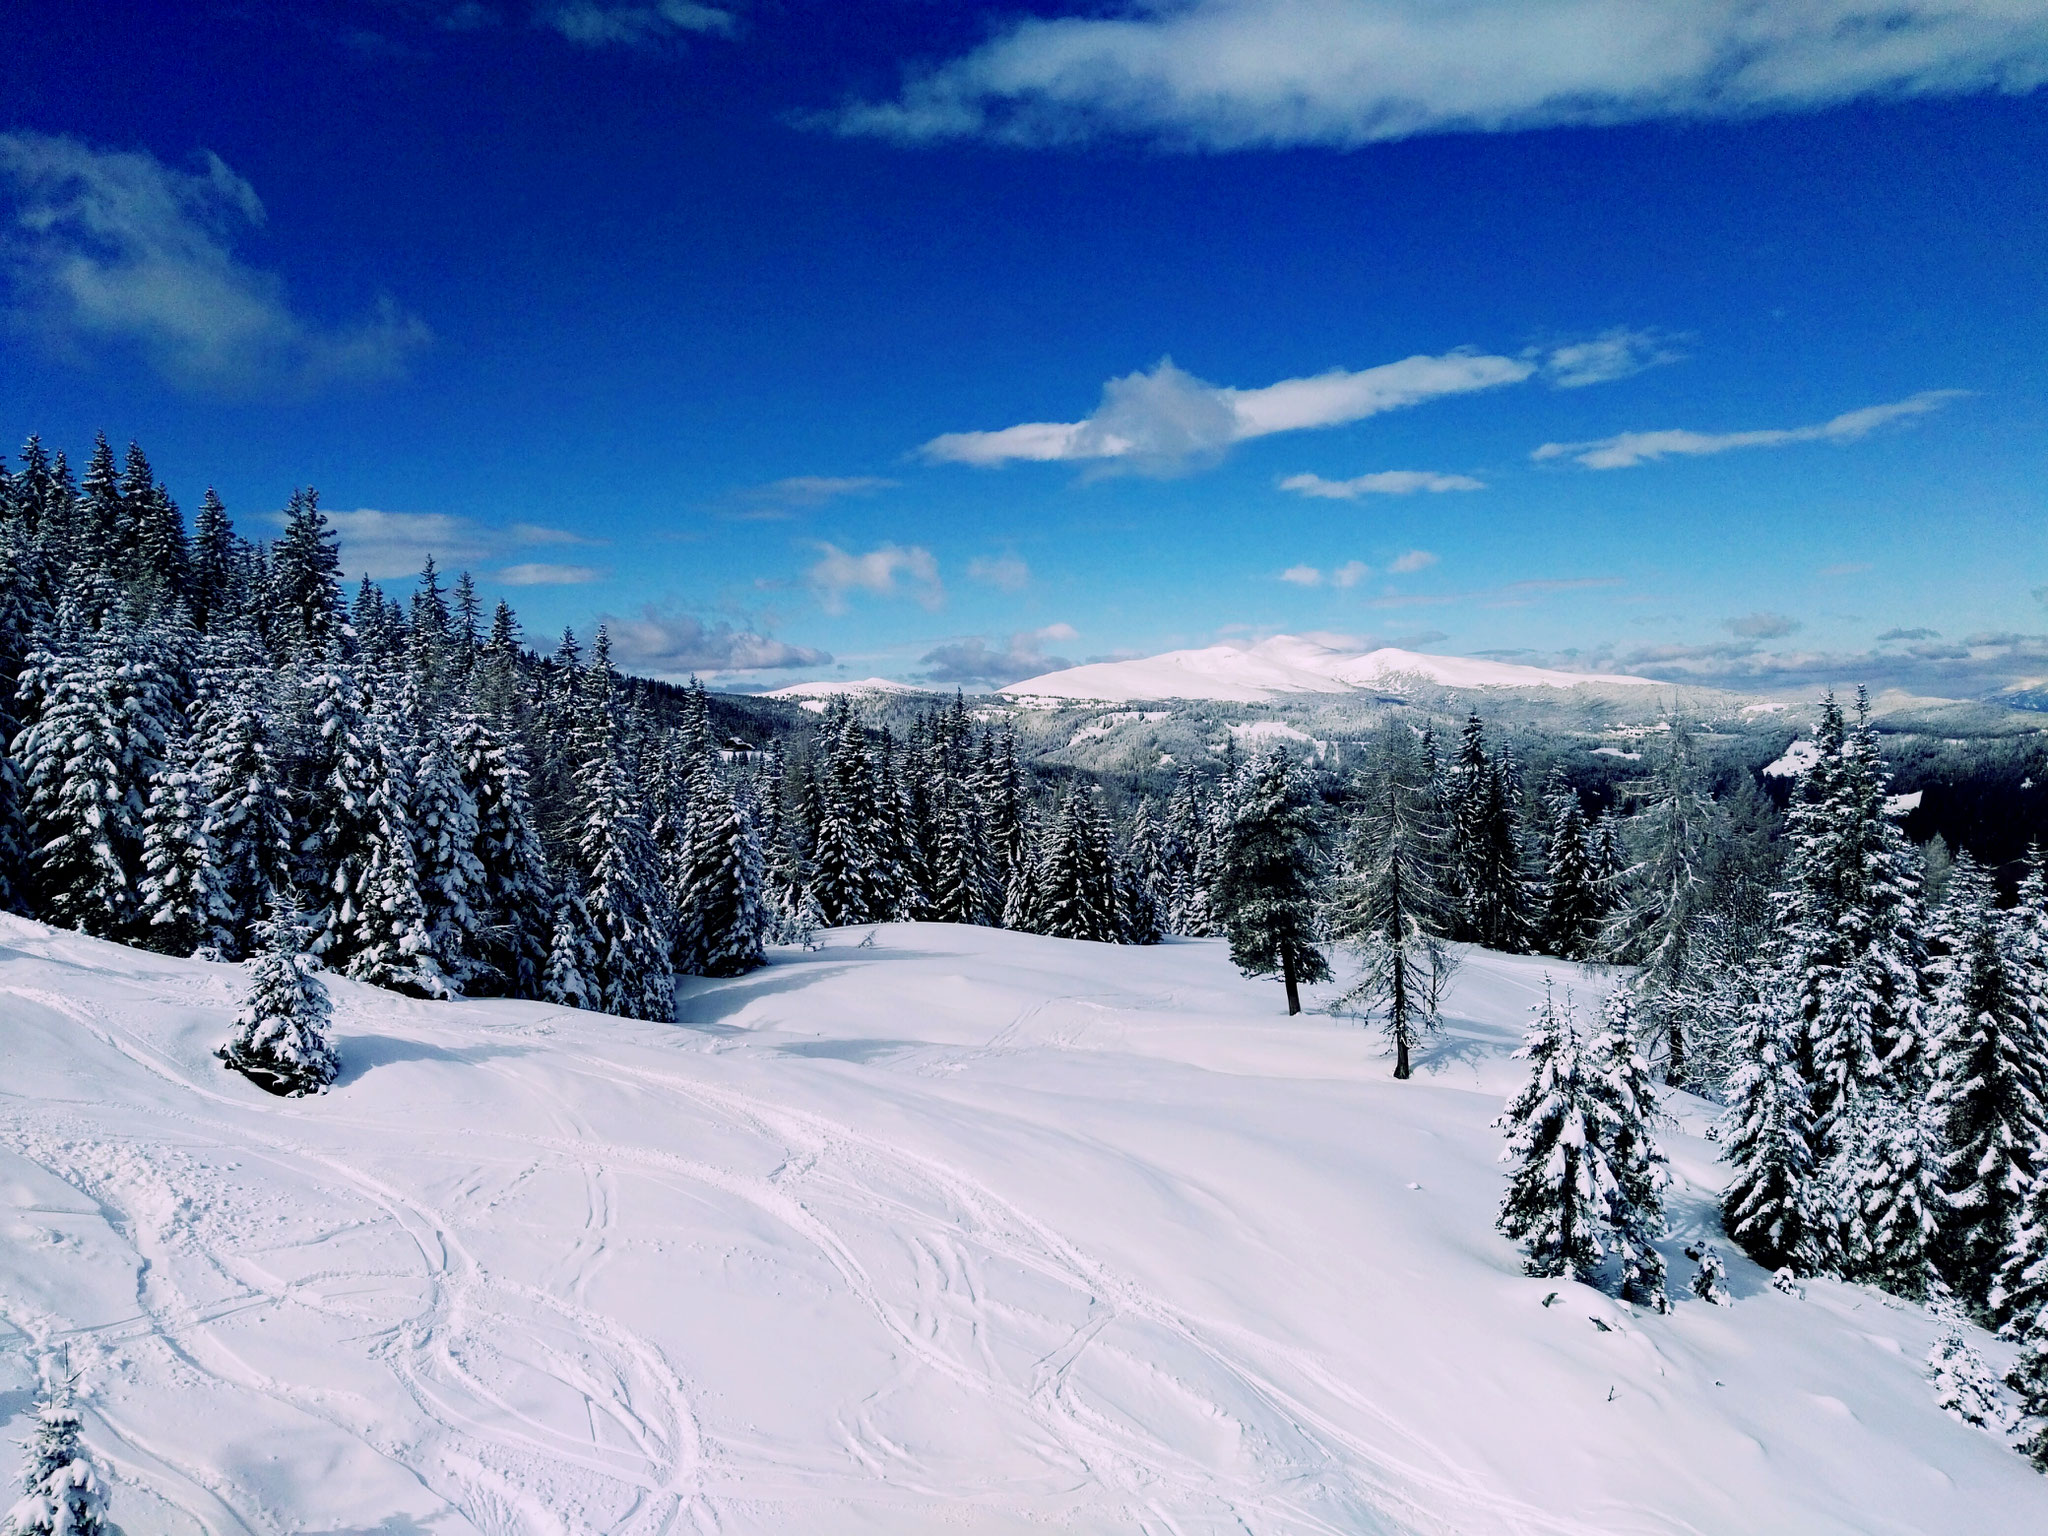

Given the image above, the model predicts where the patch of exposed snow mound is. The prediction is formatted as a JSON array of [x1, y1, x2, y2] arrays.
[[0, 915, 2037, 1534], [1002, 634, 1658, 702], [763, 676, 933, 699]]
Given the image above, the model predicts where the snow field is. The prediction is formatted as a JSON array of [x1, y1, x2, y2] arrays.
[[0, 914, 2040, 1534]]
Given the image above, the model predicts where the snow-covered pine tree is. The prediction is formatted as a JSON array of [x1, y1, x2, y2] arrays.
[[137, 731, 228, 955], [1031, 789, 1121, 942], [675, 761, 767, 976], [1448, 714, 1533, 953], [217, 905, 340, 1096], [1833, 1085, 1943, 1299], [3, 1369, 109, 1536], [575, 699, 675, 1021], [1164, 766, 1217, 936], [1327, 725, 1452, 1078], [452, 710, 553, 998], [1496, 982, 1620, 1284], [542, 889, 601, 1010], [930, 775, 997, 927], [1720, 978, 1823, 1274], [1926, 1329, 2009, 1431], [1929, 853, 2048, 1308], [189, 487, 237, 632], [809, 701, 880, 927], [1594, 988, 1670, 1309], [192, 682, 293, 957], [1212, 751, 1330, 1013], [13, 609, 176, 936], [410, 730, 487, 990], [267, 488, 343, 660], [1538, 769, 1602, 961]]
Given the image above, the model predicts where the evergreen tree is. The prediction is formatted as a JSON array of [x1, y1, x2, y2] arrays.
[[809, 701, 881, 927], [1928, 855, 2048, 1307], [453, 711, 553, 998], [1594, 989, 1670, 1309], [192, 683, 294, 957], [268, 489, 342, 659], [1328, 726, 1452, 1077], [675, 764, 767, 976], [4, 1370, 109, 1536], [217, 906, 340, 1096], [1538, 769, 1602, 961], [410, 731, 487, 989], [542, 889, 602, 1010], [575, 686, 675, 1020], [1721, 979, 1822, 1274], [1496, 984, 1619, 1284], [137, 732, 228, 955], [1448, 714, 1533, 953], [189, 488, 237, 631], [1031, 789, 1122, 942], [1212, 751, 1330, 1013]]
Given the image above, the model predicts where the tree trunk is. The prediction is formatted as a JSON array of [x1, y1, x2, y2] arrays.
[[1282, 944, 1301, 1016], [1391, 948, 1412, 1079], [1667, 1016, 1686, 1088]]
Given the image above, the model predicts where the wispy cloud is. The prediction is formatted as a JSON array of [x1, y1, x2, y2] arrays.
[[1542, 328, 1686, 388], [1388, 550, 1439, 574], [919, 623, 1078, 687], [1726, 611, 1803, 640], [1533, 390, 1965, 470], [1877, 626, 1941, 642], [923, 350, 1531, 474], [0, 132, 428, 391], [967, 554, 1031, 590], [731, 475, 897, 519], [536, 1, 734, 49], [807, 541, 943, 613], [498, 562, 604, 586], [1279, 469, 1485, 499], [600, 602, 828, 679], [831, 0, 2048, 151]]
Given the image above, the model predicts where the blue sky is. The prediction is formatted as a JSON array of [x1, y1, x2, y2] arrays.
[[2, 1, 2045, 695]]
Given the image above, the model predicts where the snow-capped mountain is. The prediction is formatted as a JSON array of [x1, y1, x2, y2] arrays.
[[763, 677, 936, 700], [1001, 635, 1659, 703]]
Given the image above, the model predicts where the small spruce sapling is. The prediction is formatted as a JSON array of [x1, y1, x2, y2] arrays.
[[218, 906, 340, 1096], [1685, 1243, 1730, 1305], [4, 1367, 109, 1536], [1926, 1331, 2009, 1431], [1496, 982, 1618, 1284]]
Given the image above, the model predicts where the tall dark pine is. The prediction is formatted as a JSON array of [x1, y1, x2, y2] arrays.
[[1449, 714, 1532, 953], [1538, 769, 1602, 961], [1212, 751, 1330, 1014], [268, 489, 343, 659]]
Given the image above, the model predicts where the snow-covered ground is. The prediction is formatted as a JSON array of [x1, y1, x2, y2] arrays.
[[1003, 636, 1659, 703], [1, 916, 2037, 1535]]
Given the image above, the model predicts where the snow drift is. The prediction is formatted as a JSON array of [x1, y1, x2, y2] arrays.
[[1002, 636, 1658, 703], [0, 915, 2037, 1534]]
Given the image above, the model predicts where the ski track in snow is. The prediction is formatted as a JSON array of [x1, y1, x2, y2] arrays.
[[3, 924, 2038, 1536], [0, 959, 1607, 1536]]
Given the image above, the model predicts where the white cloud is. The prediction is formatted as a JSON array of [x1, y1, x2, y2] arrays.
[[1388, 549, 1439, 574], [310, 508, 597, 580], [601, 603, 829, 679], [807, 541, 943, 613], [832, 0, 2048, 151], [1279, 469, 1485, 499], [919, 623, 1077, 687], [538, 1, 734, 48], [1543, 328, 1685, 388], [1533, 390, 1966, 469], [925, 351, 1531, 473], [967, 554, 1031, 590], [1280, 560, 1371, 588], [0, 132, 428, 391], [498, 562, 605, 586], [1725, 610, 1803, 639]]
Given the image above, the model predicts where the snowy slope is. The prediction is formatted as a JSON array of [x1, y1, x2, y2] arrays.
[[1, 915, 2037, 1535], [1002, 636, 1658, 702]]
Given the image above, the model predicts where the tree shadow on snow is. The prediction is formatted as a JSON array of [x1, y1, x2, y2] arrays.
[[672, 957, 871, 1027], [333, 1033, 531, 1087], [1409, 1031, 1494, 1076]]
